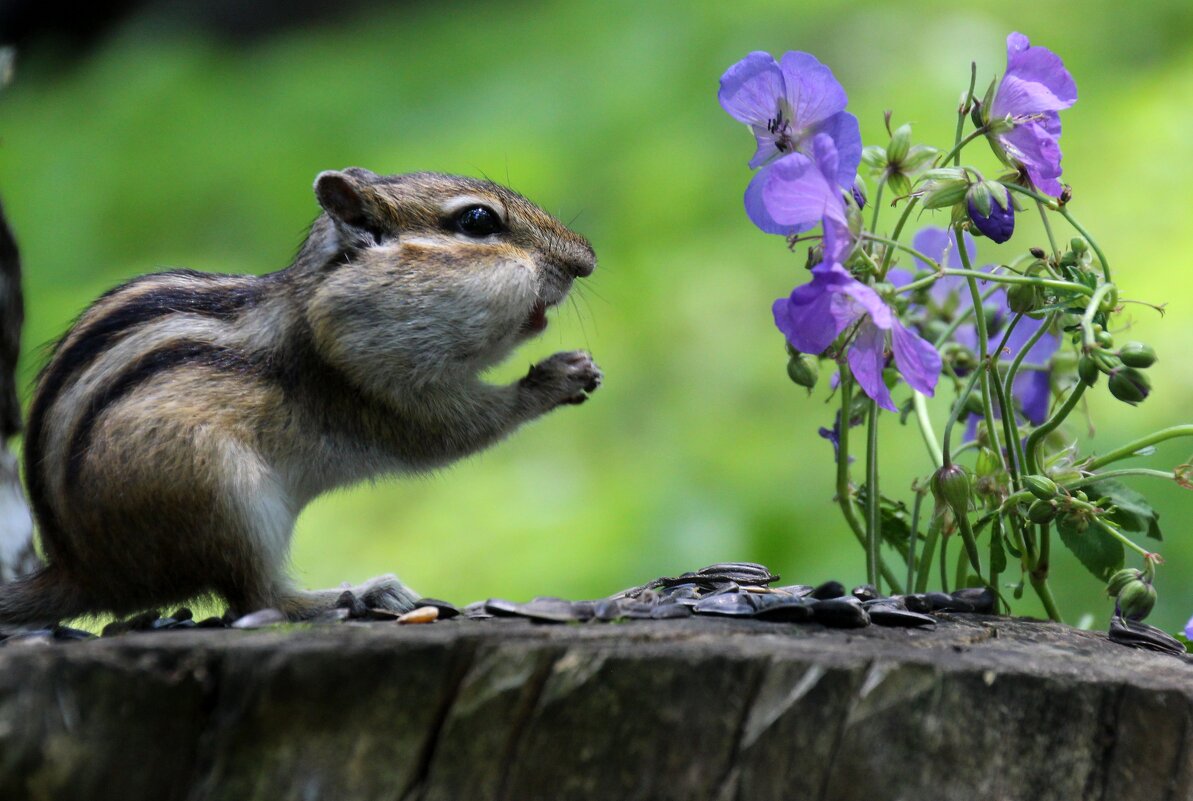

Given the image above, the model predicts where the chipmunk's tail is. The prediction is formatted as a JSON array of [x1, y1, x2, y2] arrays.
[[0, 564, 89, 627]]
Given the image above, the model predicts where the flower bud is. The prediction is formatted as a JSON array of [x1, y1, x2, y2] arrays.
[[1077, 355, 1100, 386], [1007, 281, 1041, 315], [967, 182, 1014, 243], [851, 178, 867, 211], [1023, 474, 1058, 501], [1108, 367, 1151, 405], [1117, 342, 1156, 369], [920, 178, 969, 210], [1092, 350, 1122, 375], [887, 123, 911, 165], [1106, 568, 1144, 597], [1029, 247, 1047, 259], [1095, 329, 1114, 349], [886, 171, 912, 198], [931, 463, 972, 511], [969, 99, 984, 130], [786, 353, 819, 390], [975, 447, 1001, 478], [861, 145, 887, 171], [1117, 580, 1157, 622], [1070, 238, 1088, 255], [1027, 499, 1056, 524]]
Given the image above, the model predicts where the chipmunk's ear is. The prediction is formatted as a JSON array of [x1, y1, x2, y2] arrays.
[[314, 170, 375, 229]]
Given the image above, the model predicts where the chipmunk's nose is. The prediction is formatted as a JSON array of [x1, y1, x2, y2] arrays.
[[562, 239, 596, 278]]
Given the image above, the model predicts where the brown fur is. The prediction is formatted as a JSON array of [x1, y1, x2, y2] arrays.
[[3, 169, 600, 626]]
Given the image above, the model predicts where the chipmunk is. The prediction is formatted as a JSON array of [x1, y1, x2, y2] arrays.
[[0, 168, 601, 625]]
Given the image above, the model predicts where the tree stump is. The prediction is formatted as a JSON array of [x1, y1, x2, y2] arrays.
[[0, 614, 1189, 800]]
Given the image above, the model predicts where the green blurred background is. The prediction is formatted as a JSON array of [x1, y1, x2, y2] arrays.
[[1, 0, 1191, 629]]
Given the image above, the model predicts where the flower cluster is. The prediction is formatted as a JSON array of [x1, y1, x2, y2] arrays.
[[720, 52, 941, 412], [719, 34, 1193, 642]]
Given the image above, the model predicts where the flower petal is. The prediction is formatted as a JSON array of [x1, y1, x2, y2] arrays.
[[745, 165, 801, 235], [1013, 370, 1052, 425], [999, 119, 1065, 197], [809, 112, 862, 189], [758, 151, 840, 234], [890, 319, 942, 396], [718, 52, 785, 126], [839, 276, 892, 329], [848, 321, 896, 411], [777, 51, 849, 127], [773, 265, 860, 354], [912, 226, 975, 270], [993, 33, 1077, 118]]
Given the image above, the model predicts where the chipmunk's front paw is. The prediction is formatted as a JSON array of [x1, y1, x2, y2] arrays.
[[522, 350, 602, 408]]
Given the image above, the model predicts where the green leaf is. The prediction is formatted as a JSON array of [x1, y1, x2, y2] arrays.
[[1086, 479, 1162, 541], [1056, 517, 1124, 582]]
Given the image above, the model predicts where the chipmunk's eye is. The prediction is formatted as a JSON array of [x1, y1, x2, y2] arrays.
[[454, 205, 503, 237]]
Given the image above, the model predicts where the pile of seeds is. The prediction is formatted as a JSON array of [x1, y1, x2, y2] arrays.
[[467, 562, 989, 628], [0, 562, 1184, 657]]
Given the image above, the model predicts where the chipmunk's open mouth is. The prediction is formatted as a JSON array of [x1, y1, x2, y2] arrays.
[[521, 300, 550, 335]]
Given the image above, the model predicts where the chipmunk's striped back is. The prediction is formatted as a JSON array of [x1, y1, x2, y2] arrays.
[[2, 168, 600, 626]]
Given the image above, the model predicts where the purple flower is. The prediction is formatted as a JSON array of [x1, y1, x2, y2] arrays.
[[968, 196, 1015, 243], [719, 51, 861, 234], [987, 33, 1077, 198], [1186, 614, 1193, 641], [967, 186, 1016, 244], [773, 263, 942, 412], [750, 134, 853, 263]]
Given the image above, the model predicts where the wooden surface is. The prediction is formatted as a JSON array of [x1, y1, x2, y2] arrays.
[[1, 614, 1190, 801]]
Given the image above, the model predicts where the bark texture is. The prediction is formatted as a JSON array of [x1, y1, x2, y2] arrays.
[[0, 615, 1190, 801]]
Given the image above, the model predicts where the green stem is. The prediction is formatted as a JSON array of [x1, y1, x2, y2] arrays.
[[1003, 183, 1112, 282], [878, 198, 921, 276], [895, 266, 1090, 297], [941, 368, 983, 466], [954, 505, 983, 578], [936, 127, 987, 169], [869, 180, 885, 235], [907, 487, 926, 593], [1024, 381, 1088, 475], [916, 517, 941, 594], [836, 370, 904, 592], [939, 531, 950, 593], [1066, 468, 1177, 489], [865, 400, 881, 589], [1091, 517, 1153, 560], [947, 61, 979, 169], [955, 224, 1005, 472], [1085, 425, 1193, 470], [1037, 200, 1060, 262], [988, 312, 1024, 482], [913, 391, 944, 469], [1030, 571, 1063, 622], [954, 540, 969, 590], [1002, 311, 1057, 477]]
